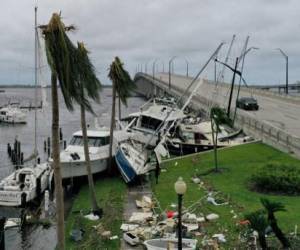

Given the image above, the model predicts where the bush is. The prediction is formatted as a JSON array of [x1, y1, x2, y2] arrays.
[[249, 163, 300, 195]]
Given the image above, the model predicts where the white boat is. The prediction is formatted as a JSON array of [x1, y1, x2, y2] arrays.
[[167, 120, 253, 155], [144, 238, 197, 250], [57, 129, 111, 179], [0, 163, 52, 207], [0, 105, 27, 124], [115, 140, 154, 183], [126, 98, 187, 147]]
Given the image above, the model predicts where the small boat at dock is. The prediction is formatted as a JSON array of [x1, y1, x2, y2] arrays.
[[0, 163, 52, 207], [0, 104, 27, 124]]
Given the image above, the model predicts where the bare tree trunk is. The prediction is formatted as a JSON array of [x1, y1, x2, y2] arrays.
[[108, 81, 116, 175], [51, 73, 65, 250], [80, 104, 99, 212]]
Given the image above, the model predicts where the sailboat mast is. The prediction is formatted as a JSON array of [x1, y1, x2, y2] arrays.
[[34, 6, 38, 165]]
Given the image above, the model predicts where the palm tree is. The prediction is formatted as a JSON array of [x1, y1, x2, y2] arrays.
[[245, 210, 269, 250], [261, 198, 290, 248], [210, 106, 229, 172], [108, 57, 136, 174], [77, 42, 102, 214], [39, 13, 79, 250]]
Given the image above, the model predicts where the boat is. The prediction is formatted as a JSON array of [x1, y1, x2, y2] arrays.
[[0, 104, 27, 124], [0, 163, 53, 207], [125, 97, 187, 147], [166, 119, 252, 155], [144, 238, 197, 250], [57, 129, 111, 180], [115, 140, 154, 183]]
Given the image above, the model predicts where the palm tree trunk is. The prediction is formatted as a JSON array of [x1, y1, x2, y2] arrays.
[[269, 214, 290, 248], [118, 96, 121, 121], [80, 104, 99, 212], [51, 72, 65, 250], [108, 81, 116, 175], [258, 233, 267, 250]]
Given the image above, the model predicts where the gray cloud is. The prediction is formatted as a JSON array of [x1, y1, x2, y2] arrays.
[[1, 0, 300, 85]]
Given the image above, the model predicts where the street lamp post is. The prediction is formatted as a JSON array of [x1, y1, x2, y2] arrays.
[[185, 59, 189, 77], [152, 59, 159, 82], [174, 177, 187, 250], [169, 56, 177, 90], [276, 48, 289, 94]]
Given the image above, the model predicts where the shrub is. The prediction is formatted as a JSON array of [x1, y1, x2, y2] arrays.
[[249, 163, 300, 195]]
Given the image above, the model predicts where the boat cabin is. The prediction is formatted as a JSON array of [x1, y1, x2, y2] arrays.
[[69, 130, 110, 147]]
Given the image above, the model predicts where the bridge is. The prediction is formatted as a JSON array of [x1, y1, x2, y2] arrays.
[[134, 72, 300, 158]]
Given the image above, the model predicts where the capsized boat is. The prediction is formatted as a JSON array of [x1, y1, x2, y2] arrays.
[[0, 163, 52, 207], [115, 140, 154, 183], [144, 238, 197, 250], [166, 119, 253, 155], [0, 104, 27, 124]]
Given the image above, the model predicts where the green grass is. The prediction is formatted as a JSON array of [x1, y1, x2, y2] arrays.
[[153, 142, 300, 247], [65, 177, 126, 250]]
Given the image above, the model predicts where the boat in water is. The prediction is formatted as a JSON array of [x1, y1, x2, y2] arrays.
[[144, 238, 197, 250], [0, 163, 52, 207], [0, 104, 27, 124]]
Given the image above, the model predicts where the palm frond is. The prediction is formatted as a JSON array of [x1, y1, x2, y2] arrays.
[[108, 56, 136, 106], [245, 210, 269, 233], [39, 13, 79, 111], [261, 198, 287, 213], [76, 42, 102, 114]]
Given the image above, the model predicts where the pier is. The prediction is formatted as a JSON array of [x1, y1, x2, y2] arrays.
[[134, 72, 300, 157]]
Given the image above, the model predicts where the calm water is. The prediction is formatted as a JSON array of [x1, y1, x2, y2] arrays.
[[0, 87, 144, 250]]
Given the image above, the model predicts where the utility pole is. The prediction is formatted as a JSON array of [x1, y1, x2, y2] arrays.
[[227, 57, 239, 117]]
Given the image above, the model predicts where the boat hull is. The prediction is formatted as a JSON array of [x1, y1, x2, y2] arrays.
[[115, 148, 137, 183], [60, 158, 108, 179], [167, 142, 224, 156]]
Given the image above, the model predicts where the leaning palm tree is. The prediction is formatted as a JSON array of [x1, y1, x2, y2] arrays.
[[108, 57, 136, 174], [210, 106, 229, 172], [245, 210, 269, 250], [39, 13, 80, 250], [76, 42, 102, 214], [261, 198, 290, 248]]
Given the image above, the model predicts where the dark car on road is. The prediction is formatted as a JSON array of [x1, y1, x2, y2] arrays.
[[236, 97, 259, 111]]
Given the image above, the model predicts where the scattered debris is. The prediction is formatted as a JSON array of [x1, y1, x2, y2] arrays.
[[120, 223, 139, 232], [206, 213, 219, 221], [212, 233, 226, 243], [110, 235, 118, 240], [101, 230, 112, 239], [70, 229, 84, 242], [84, 213, 99, 221], [129, 212, 153, 223], [191, 177, 201, 184], [123, 232, 139, 246]]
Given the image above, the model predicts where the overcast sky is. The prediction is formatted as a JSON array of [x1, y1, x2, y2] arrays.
[[1, 0, 300, 85]]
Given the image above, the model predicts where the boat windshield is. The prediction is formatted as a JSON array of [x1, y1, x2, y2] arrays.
[[140, 116, 162, 130], [69, 135, 110, 147]]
